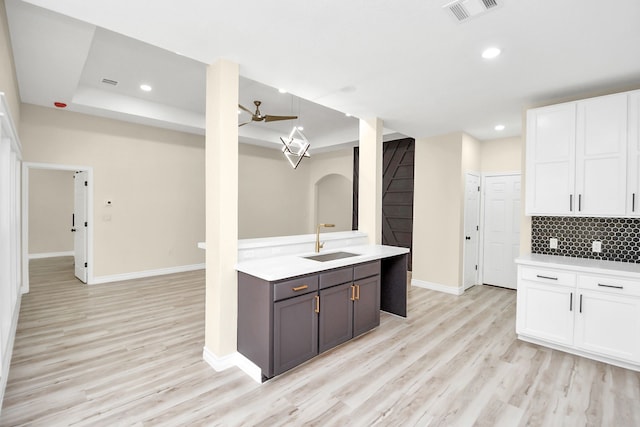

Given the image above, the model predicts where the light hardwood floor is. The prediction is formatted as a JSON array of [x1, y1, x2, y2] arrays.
[[1, 257, 640, 426]]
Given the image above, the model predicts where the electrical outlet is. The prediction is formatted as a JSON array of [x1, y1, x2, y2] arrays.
[[592, 241, 602, 253], [550, 238, 558, 249]]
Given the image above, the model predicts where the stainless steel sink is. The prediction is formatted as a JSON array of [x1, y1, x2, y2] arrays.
[[302, 251, 359, 262]]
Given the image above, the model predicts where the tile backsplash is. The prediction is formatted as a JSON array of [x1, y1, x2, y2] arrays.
[[531, 216, 640, 263]]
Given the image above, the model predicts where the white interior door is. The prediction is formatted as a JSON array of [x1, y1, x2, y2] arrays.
[[73, 171, 88, 283], [482, 174, 521, 289], [463, 174, 480, 290]]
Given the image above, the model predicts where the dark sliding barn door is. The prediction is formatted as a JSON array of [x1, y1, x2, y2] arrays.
[[382, 138, 414, 270], [352, 138, 415, 270]]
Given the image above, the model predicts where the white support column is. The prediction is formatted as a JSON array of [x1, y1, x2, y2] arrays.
[[204, 59, 239, 361], [358, 117, 383, 244]]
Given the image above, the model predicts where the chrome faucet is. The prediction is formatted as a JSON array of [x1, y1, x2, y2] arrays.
[[315, 223, 335, 253]]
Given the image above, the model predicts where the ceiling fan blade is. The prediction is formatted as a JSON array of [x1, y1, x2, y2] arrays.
[[238, 104, 254, 115], [264, 115, 298, 123]]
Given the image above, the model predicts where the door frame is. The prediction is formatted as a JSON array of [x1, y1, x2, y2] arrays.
[[478, 171, 521, 286], [21, 162, 94, 292], [463, 173, 481, 290]]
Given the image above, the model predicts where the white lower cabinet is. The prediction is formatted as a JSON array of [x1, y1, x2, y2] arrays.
[[516, 257, 640, 370], [517, 279, 575, 346]]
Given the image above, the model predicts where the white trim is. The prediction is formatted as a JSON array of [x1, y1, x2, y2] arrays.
[[91, 263, 205, 285], [28, 251, 74, 260], [22, 162, 94, 292], [202, 347, 262, 384], [411, 278, 464, 296], [0, 294, 21, 414]]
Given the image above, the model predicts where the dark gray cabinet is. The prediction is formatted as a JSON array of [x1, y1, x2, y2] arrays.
[[353, 275, 380, 337], [273, 291, 318, 375], [238, 259, 383, 380]]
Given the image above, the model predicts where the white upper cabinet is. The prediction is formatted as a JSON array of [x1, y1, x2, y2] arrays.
[[526, 103, 576, 215], [526, 90, 634, 217], [627, 92, 640, 216], [575, 93, 628, 216]]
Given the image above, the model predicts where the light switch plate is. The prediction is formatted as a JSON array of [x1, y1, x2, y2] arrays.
[[592, 241, 602, 253], [550, 238, 558, 249]]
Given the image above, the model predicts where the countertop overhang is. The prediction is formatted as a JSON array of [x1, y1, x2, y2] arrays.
[[516, 253, 640, 278], [236, 244, 410, 281]]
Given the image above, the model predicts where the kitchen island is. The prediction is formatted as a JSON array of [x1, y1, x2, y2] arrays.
[[235, 238, 409, 381]]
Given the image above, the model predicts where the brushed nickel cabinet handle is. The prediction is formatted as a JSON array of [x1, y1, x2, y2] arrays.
[[570, 293, 573, 312], [292, 285, 308, 292], [536, 274, 558, 280], [570, 194, 573, 211], [579, 294, 583, 313], [598, 283, 623, 290], [578, 194, 582, 211]]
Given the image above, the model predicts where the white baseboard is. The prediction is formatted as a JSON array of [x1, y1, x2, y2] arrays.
[[411, 278, 464, 296], [28, 251, 74, 259], [202, 346, 262, 384], [91, 263, 205, 285], [0, 295, 22, 415]]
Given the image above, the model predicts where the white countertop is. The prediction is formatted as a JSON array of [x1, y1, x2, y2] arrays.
[[516, 253, 640, 278], [236, 244, 410, 281]]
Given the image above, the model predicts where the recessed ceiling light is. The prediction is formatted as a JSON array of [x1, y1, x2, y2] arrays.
[[482, 47, 501, 59], [278, 88, 287, 94], [140, 84, 152, 92], [237, 109, 242, 115], [297, 126, 304, 131], [495, 124, 505, 131]]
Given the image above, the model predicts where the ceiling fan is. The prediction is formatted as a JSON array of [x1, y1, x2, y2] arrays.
[[238, 100, 298, 127]]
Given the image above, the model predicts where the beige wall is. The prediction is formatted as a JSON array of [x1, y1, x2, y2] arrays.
[[20, 104, 205, 278], [0, 0, 20, 125], [480, 136, 522, 173], [413, 132, 464, 288], [28, 169, 74, 254], [238, 144, 310, 239], [316, 174, 352, 231], [308, 148, 353, 231], [413, 132, 517, 290], [239, 145, 353, 239]]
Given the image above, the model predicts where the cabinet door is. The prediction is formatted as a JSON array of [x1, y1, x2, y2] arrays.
[[319, 282, 354, 353], [575, 93, 628, 216], [628, 91, 640, 216], [273, 292, 318, 375], [525, 103, 576, 215], [574, 291, 640, 363], [353, 275, 381, 337], [516, 280, 575, 346]]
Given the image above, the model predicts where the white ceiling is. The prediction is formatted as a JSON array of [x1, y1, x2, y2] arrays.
[[6, 0, 640, 150]]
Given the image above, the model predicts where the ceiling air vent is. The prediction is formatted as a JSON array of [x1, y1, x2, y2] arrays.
[[443, 0, 500, 23], [101, 78, 118, 86]]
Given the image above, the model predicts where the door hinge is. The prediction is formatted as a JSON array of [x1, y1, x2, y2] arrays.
[[84, 262, 88, 268], [476, 225, 479, 231], [475, 265, 478, 270], [84, 221, 88, 227], [84, 181, 88, 187], [477, 186, 480, 192]]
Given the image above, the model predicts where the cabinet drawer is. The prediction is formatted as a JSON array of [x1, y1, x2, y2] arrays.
[[319, 267, 352, 289], [520, 266, 576, 286], [354, 260, 380, 280], [579, 275, 640, 297], [274, 275, 319, 301]]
